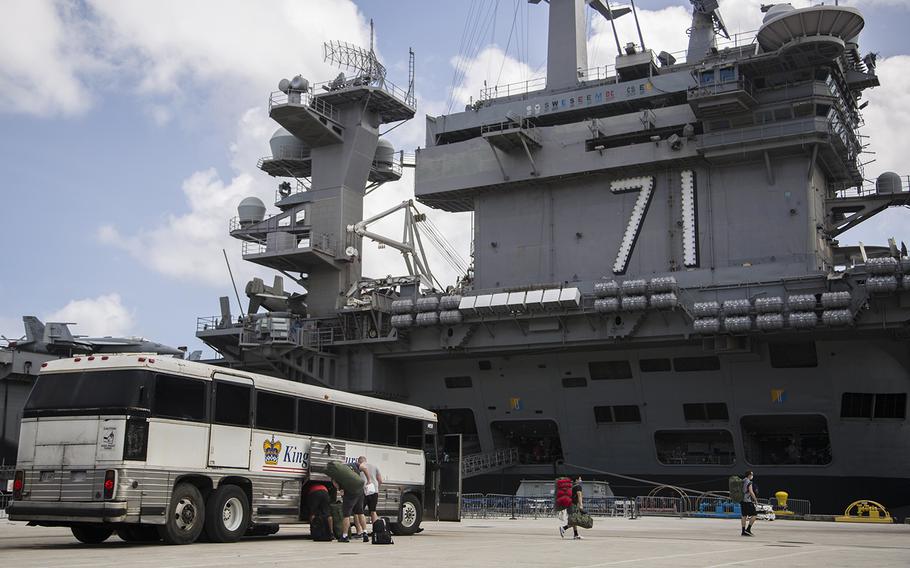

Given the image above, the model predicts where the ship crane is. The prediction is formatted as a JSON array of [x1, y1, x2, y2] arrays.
[[347, 200, 440, 291]]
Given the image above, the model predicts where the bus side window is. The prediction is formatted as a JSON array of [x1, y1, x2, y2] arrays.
[[367, 412, 396, 445], [257, 391, 296, 433], [397, 417, 424, 449], [298, 399, 333, 436], [335, 406, 366, 441], [214, 381, 251, 426], [153, 374, 207, 421]]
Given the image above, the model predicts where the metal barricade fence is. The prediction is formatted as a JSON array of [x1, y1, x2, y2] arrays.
[[0, 493, 11, 520], [460, 494, 808, 520]]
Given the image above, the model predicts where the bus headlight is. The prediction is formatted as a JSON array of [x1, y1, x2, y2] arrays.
[[123, 417, 149, 461]]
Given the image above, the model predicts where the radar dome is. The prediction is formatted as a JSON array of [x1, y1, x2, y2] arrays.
[[373, 138, 396, 166], [763, 3, 794, 24], [269, 128, 310, 160], [238, 196, 266, 226], [876, 172, 903, 195]]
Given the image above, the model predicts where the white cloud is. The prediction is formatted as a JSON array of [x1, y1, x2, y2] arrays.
[[449, 45, 542, 110], [99, 108, 276, 287], [43, 293, 135, 337], [0, 316, 23, 341], [0, 1, 93, 116]]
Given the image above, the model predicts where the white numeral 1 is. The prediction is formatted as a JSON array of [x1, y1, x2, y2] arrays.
[[680, 170, 698, 268], [611, 176, 655, 275]]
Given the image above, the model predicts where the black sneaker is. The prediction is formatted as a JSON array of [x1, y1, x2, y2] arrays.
[[745, 527, 754, 536], [741, 530, 753, 537], [339, 536, 350, 543], [363, 533, 370, 542]]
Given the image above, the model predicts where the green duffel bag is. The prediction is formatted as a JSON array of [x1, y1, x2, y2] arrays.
[[329, 502, 344, 540], [568, 505, 594, 529], [326, 460, 363, 493]]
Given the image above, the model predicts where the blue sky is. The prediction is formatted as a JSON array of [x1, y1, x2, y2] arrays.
[[1, 0, 908, 354]]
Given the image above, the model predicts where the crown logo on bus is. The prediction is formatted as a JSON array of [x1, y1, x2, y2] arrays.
[[263, 435, 282, 465]]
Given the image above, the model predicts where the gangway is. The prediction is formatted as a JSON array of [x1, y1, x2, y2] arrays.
[[462, 447, 519, 479]]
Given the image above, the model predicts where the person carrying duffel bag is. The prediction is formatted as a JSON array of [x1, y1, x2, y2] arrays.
[[559, 476, 593, 539]]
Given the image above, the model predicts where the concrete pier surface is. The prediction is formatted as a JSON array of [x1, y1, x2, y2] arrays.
[[1, 516, 908, 567]]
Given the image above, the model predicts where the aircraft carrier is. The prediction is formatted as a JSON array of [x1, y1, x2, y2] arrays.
[[195, 1, 910, 516]]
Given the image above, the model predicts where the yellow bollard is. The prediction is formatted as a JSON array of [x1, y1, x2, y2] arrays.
[[774, 491, 794, 515]]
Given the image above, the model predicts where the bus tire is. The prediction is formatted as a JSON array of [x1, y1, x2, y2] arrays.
[[204, 484, 250, 543], [116, 525, 161, 543], [158, 482, 206, 545], [392, 494, 422, 535], [71, 524, 113, 544]]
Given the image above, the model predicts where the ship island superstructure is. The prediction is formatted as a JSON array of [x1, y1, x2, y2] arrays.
[[196, 1, 910, 516]]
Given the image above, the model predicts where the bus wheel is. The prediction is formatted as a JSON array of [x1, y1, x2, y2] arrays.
[[71, 525, 114, 544], [392, 494, 422, 535], [117, 525, 161, 543], [158, 482, 206, 545], [204, 484, 251, 543]]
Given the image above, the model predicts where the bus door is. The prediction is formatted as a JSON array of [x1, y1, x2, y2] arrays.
[[208, 373, 254, 469], [437, 433, 462, 521]]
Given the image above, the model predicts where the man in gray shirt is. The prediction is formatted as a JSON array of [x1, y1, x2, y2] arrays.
[[358, 456, 384, 524], [740, 470, 757, 536]]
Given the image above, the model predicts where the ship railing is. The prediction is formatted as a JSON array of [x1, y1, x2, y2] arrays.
[[831, 175, 910, 198], [269, 89, 342, 124], [687, 75, 754, 99], [462, 447, 519, 478], [299, 327, 338, 351], [476, 30, 757, 103], [240, 233, 335, 257], [312, 74, 416, 109], [275, 179, 310, 204], [196, 316, 238, 332], [241, 241, 267, 256]]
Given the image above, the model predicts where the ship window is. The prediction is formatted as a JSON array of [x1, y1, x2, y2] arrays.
[[561, 377, 587, 388], [683, 402, 729, 422], [741, 415, 832, 465], [841, 392, 906, 420], [297, 236, 311, 249], [367, 412, 397, 445], [708, 119, 730, 131], [769, 342, 818, 368], [278, 215, 291, 228], [595, 405, 641, 424], [256, 391, 296, 433], [478, 360, 493, 371], [755, 110, 773, 124], [298, 399, 333, 436], [214, 381, 251, 427], [295, 209, 306, 224], [639, 358, 671, 372], [673, 356, 720, 372], [589, 360, 633, 380], [398, 417, 424, 449], [700, 71, 715, 85], [490, 420, 563, 464], [718, 67, 735, 83], [593, 406, 613, 424], [435, 408, 481, 455], [613, 405, 641, 422], [153, 375, 207, 422], [335, 406, 367, 441], [445, 376, 473, 389], [655, 430, 735, 465], [874, 393, 907, 419]]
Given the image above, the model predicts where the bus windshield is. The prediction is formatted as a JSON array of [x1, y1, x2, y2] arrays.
[[24, 370, 153, 415]]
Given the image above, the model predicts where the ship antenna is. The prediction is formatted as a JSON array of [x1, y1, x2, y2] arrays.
[[629, 0, 646, 50], [222, 248, 244, 315]]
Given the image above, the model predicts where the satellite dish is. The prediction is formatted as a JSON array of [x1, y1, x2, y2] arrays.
[[345, 246, 359, 258], [278, 78, 290, 93]]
